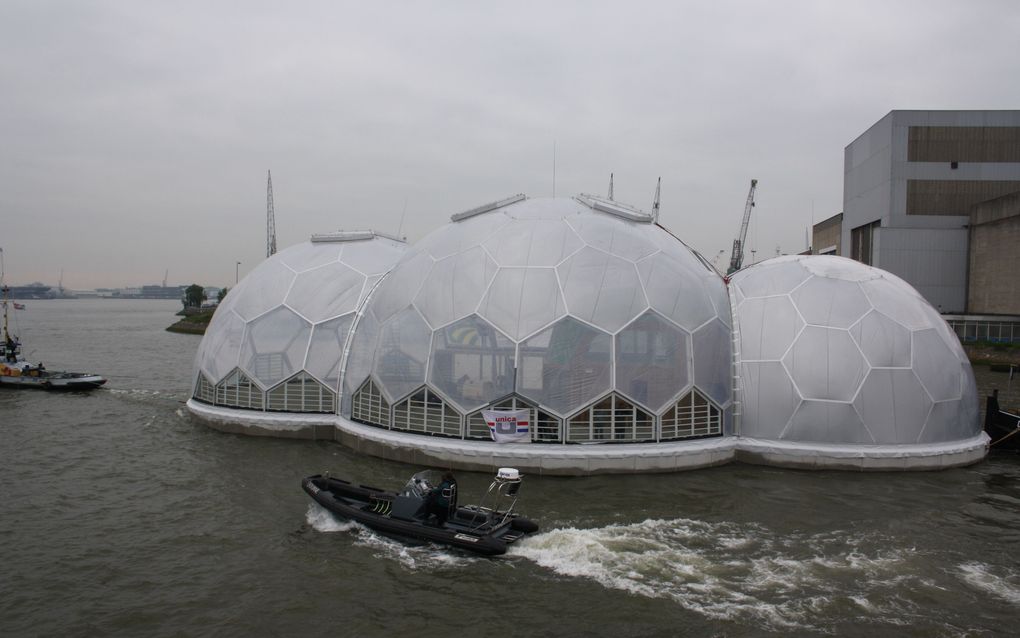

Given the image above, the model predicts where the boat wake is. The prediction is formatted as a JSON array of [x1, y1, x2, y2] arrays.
[[958, 561, 1020, 605]]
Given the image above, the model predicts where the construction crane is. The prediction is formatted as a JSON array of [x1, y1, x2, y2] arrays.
[[266, 170, 278, 258], [727, 179, 758, 275]]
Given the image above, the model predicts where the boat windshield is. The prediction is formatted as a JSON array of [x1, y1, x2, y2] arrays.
[[402, 470, 442, 498]]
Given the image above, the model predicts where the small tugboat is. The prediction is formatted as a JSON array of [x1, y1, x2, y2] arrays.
[[985, 390, 1020, 450], [1, 284, 107, 391], [302, 467, 539, 556]]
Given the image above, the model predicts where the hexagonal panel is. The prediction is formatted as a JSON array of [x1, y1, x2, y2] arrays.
[[637, 252, 717, 331], [736, 296, 804, 361], [232, 260, 296, 320], [559, 247, 646, 333], [306, 313, 355, 392], [693, 318, 732, 407], [801, 255, 881, 283], [516, 317, 612, 416], [733, 259, 810, 299], [738, 361, 800, 440], [566, 214, 658, 262], [201, 309, 246, 383], [414, 246, 497, 329], [428, 315, 515, 412], [912, 329, 963, 402], [276, 241, 342, 272], [850, 310, 911, 368], [373, 307, 432, 402], [853, 369, 933, 444], [483, 218, 583, 267], [920, 400, 966, 444], [782, 326, 866, 402], [920, 302, 969, 364], [286, 261, 366, 323], [369, 250, 434, 324], [240, 306, 313, 387], [783, 400, 873, 444], [478, 268, 566, 341], [615, 311, 691, 412], [859, 278, 930, 330], [790, 277, 870, 328], [416, 212, 509, 259], [340, 238, 407, 276]]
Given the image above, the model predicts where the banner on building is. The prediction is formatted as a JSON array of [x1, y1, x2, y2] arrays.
[[482, 408, 530, 444]]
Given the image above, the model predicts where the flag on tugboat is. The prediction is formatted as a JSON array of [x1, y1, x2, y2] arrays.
[[482, 409, 530, 443]]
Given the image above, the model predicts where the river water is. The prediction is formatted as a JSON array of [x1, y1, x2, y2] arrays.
[[1, 299, 1018, 637]]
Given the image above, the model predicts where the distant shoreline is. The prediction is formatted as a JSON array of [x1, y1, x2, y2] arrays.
[[166, 308, 214, 334]]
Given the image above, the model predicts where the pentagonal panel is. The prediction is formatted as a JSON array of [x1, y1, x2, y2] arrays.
[[286, 262, 366, 323], [483, 218, 583, 267], [202, 309, 246, 383], [790, 277, 870, 328], [850, 310, 911, 368], [414, 246, 497, 329], [478, 268, 566, 341], [373, 307, 432, 402], [734, 259, 810, 298], [240, 306, 313, 387], [859, 278, 930, 330], [416, 212, 509, 259], [782, 326, 866, 402], [693, 318, 732, 407], [783, 400, 873, 444], [566, 214, 658, 262], [615, 312, 691, 412], [912, 329, 963, 402], [736, 296, 804, 361], [276, 241, 342, 272], [517, 317, 612, 415], [739, 361, 800, 440], [306, 313, 355, 392], [638, 252, 717, 331], [428, 315, 515, 412], [369, 250, 434, 324], [559, 247, 646, 333], [340, 239, 407, 276], [853, 369, 933, 444], [232, 260, 296, 320]]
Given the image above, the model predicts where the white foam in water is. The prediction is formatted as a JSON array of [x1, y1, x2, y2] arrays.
[[509, 517, 931, 631], [958, 562, 1020, 605]]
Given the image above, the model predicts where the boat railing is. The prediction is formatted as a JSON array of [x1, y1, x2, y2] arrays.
[[470, 468, 522, 531]]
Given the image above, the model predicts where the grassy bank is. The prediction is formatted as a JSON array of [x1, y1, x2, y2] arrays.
[[167, 308, 214, 334], [963, 342, 1020, 369]]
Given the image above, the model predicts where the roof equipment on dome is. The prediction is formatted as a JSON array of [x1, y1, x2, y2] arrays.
[[451, 194, 527, 222], [575, 194, 654, 223], [310, 230, 406, 244]]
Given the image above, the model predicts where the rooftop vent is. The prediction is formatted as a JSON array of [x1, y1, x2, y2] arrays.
[[310, 230, 406, 243], [575, 194, 654, 223], [450, 194, 527, 222]]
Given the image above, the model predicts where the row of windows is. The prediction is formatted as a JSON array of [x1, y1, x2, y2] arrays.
[[349, 379, 722, 444], [193, 369, 336, 413]]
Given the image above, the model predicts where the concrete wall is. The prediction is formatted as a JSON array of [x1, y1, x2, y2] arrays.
[[812, 213, 842, 254], [874, 227, 968, 312], [968, 191, 1020, 314]]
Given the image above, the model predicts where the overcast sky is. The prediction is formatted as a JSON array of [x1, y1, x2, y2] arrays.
[[3, 0, 1019, 289]]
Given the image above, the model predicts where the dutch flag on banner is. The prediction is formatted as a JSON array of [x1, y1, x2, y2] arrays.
[[482, 408, 530, 444]]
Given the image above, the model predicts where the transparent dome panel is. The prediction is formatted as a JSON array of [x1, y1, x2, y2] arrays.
[[782, 326, 866, 402], [232, 260, 297, 321], [369, 250, 434, 324], [615, 311, 691, 412], [734, 260, 810, 299], [341, 239, 407, 276], [637, 253, 717, 331], [566, 214, 657, 262], [790, 277, 870, 328], [783, 400, 873, 444], [483, 218, 583, 267], [201, 309, 246, 383], [341, 309, 381, 415], [853, 369, 932, 444], [373, 307, 432, 402], [850, 310, 912, 368], [739, 361, 800, 440], [559, 247, 646, 333], [306, 313, 355, 392], [912, 329, 963, 402], [286, 262, 366, 323], [693, 318, 732, 407], [705, 277, 732, 327], [517, 317, 612, 416], [737, 296, 804, 361], [277, 242, 342, 273], [478, 268, 566, 341], [428, 315, 515, 412], [414, 246, 497, 329], [417, 213, 509, 260], [240, 306, 313, 387], [922, 400, 970, 444], [801, 255, 881, 283], [859, 278, 930, 330]]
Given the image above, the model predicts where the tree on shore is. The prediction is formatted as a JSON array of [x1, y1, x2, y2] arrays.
[[218, 287, 229, 302], [184, 284, 206, 309]]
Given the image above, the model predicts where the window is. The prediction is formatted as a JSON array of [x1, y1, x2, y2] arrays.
[[466, 395, 562, 442], [194, 373, 216, 404], [267, 372, 335, 413], [392, 387, 461, 437], [850, 220, 880, 265], [661, 389, 722, 440], [214, 368, 264, 410], [351, 378, 390, 428], [567, 394, 655, 443]]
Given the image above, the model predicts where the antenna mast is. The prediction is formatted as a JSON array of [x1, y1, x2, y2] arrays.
[[266, 170, 277, 258]]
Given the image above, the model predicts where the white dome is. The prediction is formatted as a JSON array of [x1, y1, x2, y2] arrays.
[[730, 255, 979, 445]]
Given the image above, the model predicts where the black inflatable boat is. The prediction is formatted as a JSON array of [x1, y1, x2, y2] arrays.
[[302, 468, 539, 556]]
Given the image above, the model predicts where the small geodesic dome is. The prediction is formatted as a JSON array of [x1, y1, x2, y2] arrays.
[[191, 231, 406, 413], [730, 255, 980, 447], [341, 195, 734, 444]]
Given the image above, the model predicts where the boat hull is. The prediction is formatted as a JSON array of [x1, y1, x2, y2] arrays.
[[0, 373, 107, 391]]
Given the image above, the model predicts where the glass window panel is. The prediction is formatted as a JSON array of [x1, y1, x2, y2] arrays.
[[615, 312, 691, 412], [392, 387, 461, 437], [306, 314, 354, 394], [267, 372, 335, 413], [341, 309, 381, 416], [428, 315, 515, 412], [201, 309, 246, 383], [566, 394, 654, 443], [285, 262, 366, 323], [782, 326, 866, 402], [240, 306, 312, 387], [479, 268, 566, 341], [661, 390, 722, 440], [414, 246, 497, 329], [637, 253, 717, 331], [351, 379, 390, 428], [194, 373, 216, 404], [850, 310, 912, 368], [374, 307, 431, 402], [559, 247, 646, 333], [736, 296, 804, 361], [693, 319, 732, 407], [517, 317, 612, 416], [214, 369, 264, 410]]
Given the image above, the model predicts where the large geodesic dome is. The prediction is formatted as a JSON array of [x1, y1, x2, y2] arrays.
[[730, 255, 980, 453]]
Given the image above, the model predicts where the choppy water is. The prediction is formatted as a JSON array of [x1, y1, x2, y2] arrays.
[[1, 299, 1019, 637]]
